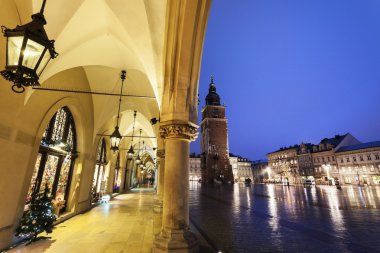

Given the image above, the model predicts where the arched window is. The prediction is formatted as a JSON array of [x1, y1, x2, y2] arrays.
[[113, 153, 121, 193], [92, 138, 107, 203], [27, 107, 77, 213]]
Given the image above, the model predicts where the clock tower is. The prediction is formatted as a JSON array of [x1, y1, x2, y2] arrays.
[[201, 77, 233, 183]]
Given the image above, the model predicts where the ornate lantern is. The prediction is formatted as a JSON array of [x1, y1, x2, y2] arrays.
[[110, 126, 122, 152], [135, 129, 142, 164], [110, 70, 126, 152], [1, 0, 58, 93], [127, 111, 137, 160]]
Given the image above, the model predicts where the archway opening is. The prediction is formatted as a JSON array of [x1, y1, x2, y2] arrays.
[[26, 107, 77, 214]]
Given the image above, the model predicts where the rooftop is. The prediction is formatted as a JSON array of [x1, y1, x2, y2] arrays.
[[320, 134, 348, 146], [268, 145, 299, 154], [336, 141, 380, 152]]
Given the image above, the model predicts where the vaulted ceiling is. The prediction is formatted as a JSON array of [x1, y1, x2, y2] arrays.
[[12, 0, 167, 148]]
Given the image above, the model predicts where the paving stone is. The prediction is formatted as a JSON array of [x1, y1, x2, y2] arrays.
[[189, 183, 380, 253]]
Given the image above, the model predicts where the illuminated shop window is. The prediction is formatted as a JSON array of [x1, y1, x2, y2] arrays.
[[26, 107, 76, 213], [92, 138, 107, 203], [113, 153, 121, 193]]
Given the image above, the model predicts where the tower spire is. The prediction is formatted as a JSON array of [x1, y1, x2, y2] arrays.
[[205, 74, 220, 105]]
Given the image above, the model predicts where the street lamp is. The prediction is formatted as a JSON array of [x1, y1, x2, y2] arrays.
[[267, 166, 272, 181], [323, 164, 331, 185], [1, 0, 58, 93], [127, 111, 137, 160], [110, 70, 126, 152]]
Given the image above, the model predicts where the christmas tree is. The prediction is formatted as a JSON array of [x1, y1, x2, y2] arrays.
[[16, 184, 57, 245]]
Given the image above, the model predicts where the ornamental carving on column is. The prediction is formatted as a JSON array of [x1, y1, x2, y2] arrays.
[[159, 123, 198, 141], [157, 149, 166, 158]]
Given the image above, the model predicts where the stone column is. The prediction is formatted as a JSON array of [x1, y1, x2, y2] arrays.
[[106, 155, 117, 195], [153, 121, 198, 253], [131, 160, 137, 188], [154, 147, 166, 235], [119, 164, 126, 192], [124, 159, 132, 191], [121, 159, 130, 193], [154, 148, 165, 211]]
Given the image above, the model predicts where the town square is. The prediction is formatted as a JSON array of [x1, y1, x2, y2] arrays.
[[0, 0, 379, 253]]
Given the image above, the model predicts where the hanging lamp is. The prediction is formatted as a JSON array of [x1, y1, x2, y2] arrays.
[[135, 129, 142, 164], [127, 111, 137, 160], [139, 140, 146, 169], [1, 0, 58, 93], [110, 70, 126, 152]]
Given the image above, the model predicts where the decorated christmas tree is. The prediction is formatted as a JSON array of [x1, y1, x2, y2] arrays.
[[15, 184, 57, 245]]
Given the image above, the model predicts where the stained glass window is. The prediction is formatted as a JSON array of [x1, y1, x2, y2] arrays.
[[67, 124, 74, 147], [51, 108, 67, 142]]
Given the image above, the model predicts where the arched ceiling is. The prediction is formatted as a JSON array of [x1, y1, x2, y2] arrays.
[[15, 0, 166, 139], [117, 109, 157, 149]]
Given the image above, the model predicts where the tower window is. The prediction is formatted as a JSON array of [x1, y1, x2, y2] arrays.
[[212, 109, 219, 118]]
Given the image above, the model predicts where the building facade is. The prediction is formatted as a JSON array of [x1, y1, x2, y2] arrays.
[[229, 154, 253, 182], [200, 77, 233, 183], [189, 153, 201, 181], [266, 133, 380, 186], [335, 142, 380, 185], [311, 134, 360, 185], [267, 147, 300, 184], [190, 153, 253, 183], [297, 143, 314, 180], [229, 156, 238, 181]]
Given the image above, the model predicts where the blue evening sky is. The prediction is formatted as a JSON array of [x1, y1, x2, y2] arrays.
[[190, 0, 380, 160]]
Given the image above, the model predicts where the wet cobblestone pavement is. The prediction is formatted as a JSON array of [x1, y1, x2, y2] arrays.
[[189, 183, 380, 253]]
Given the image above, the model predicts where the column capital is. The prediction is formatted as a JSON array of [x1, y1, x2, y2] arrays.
[[159, 121, 198, 141]]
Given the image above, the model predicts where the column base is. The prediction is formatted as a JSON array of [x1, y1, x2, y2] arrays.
[[153, 199, 163, 235], [153, 228, 198, 253], [154, 198, 164, 213]]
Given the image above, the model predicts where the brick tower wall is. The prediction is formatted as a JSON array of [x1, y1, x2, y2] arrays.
[[201, 105, 234, 183]]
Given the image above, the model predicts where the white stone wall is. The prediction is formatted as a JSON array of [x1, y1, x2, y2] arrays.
[[335, 147, 380, 185], [189, 157, 201, 181]]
